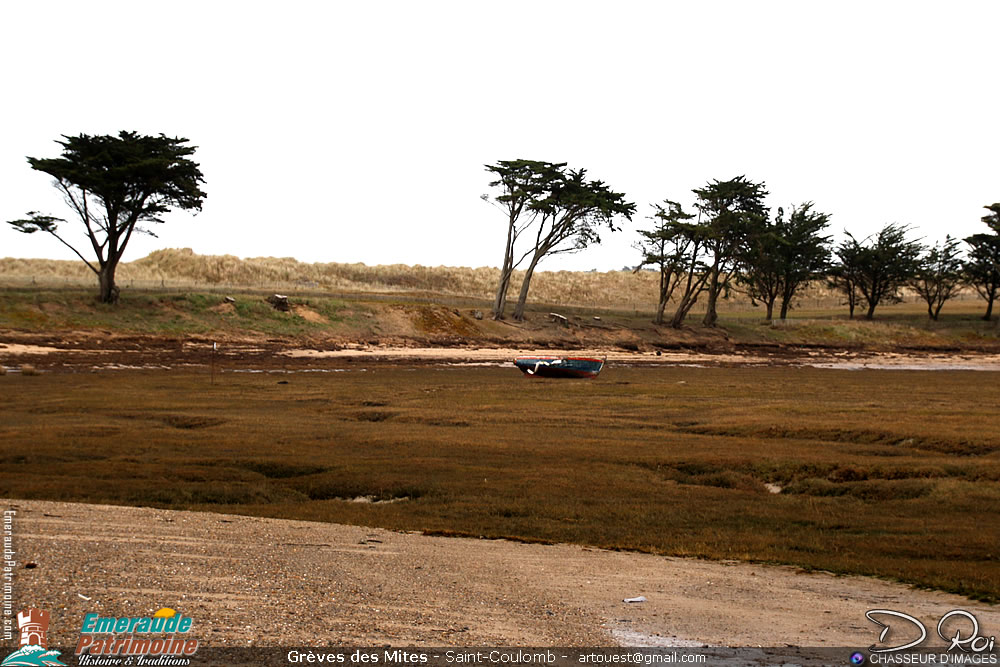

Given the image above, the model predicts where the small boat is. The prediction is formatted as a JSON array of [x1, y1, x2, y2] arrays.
[[513, 356, 605, 379]]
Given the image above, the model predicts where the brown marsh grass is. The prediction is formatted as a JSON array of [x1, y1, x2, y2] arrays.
[[1, 365, 998, 601]]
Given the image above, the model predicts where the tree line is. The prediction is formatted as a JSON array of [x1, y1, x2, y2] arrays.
[[4, 134, 998, 325], [486, 161, 1000, 325]]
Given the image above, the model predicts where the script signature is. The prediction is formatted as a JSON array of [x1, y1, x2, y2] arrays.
[[867, 609, 996, 653]]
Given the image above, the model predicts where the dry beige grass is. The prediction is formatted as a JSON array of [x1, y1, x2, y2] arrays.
[[0, 247, 986, 313], [0, 249, 661, 306]]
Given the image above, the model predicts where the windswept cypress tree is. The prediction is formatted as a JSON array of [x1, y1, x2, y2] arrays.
[[8, 132, 206, 303]]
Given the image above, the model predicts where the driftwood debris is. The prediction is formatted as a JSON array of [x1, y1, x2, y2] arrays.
[[266, 294, 290, 311]]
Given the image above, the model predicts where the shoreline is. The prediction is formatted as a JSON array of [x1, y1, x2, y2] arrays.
[[4, 336, 1000, 372]]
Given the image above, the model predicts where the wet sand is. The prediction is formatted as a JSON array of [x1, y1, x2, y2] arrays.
[[4, 337, 1000, 372]]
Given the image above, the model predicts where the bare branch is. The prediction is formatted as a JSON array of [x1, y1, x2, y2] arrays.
[[45, 228, 100, 275]]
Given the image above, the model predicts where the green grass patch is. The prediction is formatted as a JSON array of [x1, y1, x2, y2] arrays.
[[0, 288, 365, 337], [1, 286, 997, 350]]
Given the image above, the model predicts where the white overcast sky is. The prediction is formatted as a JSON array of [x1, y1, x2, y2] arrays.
[[2, 1, 998, 271]]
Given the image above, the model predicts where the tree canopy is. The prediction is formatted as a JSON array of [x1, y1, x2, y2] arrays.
[[837, 223, 922, 320], [508, 165, 635, 321], [693, 176, 769, 326], [829, 236, 864, 319], [982, 203, 1000, 234], [483, 160, 563, 320], [8, 131, 206, 303], [738, 203, 831, 321], [911, 235, 963, 320], [964, 203, 1000, 320], [634, 199, 698, 325]]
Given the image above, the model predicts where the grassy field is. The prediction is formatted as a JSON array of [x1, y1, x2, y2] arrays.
[[2, 249, 997, 353], [0, 287, 367, 338], [2, 365, 999, 602], [1, 284, 997, 354]]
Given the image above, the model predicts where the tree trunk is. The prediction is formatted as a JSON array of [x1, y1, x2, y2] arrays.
[[865, 300, 877, 320], [492, 221, 517, 320], [654, 268, 670, 325], [985, 296, 995, 321], [671, 302, 690, 328], [98, 262, 120, 304], [512, 253, 543, 321], [671, 289, 699, 328], [669, 256, 707, 329], [492, 265, 512, 320], [778, 284, 797, 320], [764, 299, 774, 322], [655, 293, 667, 325], [842, 281, 857, 319], [702, 265, 720, 327]]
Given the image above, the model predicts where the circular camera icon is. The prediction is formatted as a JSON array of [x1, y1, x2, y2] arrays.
[[850, 652, 866, 665]]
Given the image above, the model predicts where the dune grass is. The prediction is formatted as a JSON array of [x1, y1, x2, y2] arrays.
[[2, 365, 998, 601], [3, 247, 993, 318]]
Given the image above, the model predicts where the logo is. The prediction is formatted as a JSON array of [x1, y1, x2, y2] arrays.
[[75, 607, 199, 664], [849, 652, 866, 665], [1, 608, 66, 666], [866, 608, 996, 654]]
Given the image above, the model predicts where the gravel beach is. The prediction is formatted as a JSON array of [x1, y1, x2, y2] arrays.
[[6, 499, 998, 650]]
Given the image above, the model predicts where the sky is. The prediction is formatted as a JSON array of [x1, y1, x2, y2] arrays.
[[2, 1, 998, 272]]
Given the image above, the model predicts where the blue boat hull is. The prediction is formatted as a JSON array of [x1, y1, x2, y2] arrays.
[[513, 356, 605, 379]]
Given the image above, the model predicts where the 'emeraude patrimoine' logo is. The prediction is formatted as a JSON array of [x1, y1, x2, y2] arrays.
[[2, 608, 65, 667], [75, 608, 199, 659]]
